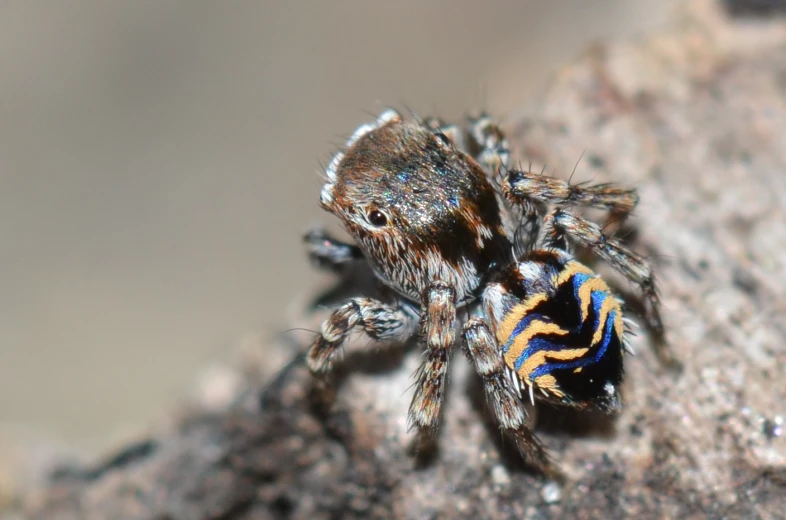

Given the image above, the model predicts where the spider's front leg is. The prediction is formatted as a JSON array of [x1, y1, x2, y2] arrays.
[[303, 228, 364, 273], [408, 282, 457, 441], [307, 297, 417, 377], [504, 168, 640, 217], [463, 318, 555, 475], [503, 167, 641, 251]]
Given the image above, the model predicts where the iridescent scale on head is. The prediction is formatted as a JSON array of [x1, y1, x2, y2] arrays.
[[305, 108, 667, 474]]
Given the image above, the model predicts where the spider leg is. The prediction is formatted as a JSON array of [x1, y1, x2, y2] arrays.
[[423, 116, 465, 152], [463, 318, 555, 475], [424, 113, 511, 180], [462, 113, 545, 256], [307, 297, 417, 376], [504, 168, 639, 217], [541, 209, 666, 344], [409, 282, 457, 439], [303, 228, 364, 273], [466, 113, 510, 180]]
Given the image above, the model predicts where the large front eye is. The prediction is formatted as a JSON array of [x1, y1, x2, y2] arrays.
[[366, 208, 388, 227]]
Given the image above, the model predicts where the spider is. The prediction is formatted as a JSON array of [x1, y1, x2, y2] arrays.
[[303, 109, 665, 474]]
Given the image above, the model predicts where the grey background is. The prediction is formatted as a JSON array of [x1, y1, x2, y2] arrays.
[[0, 1, 673, 454]]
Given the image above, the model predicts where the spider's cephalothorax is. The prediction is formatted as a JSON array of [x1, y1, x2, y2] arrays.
[[305, 109, 664, 473], [319, 111, 514, 303]]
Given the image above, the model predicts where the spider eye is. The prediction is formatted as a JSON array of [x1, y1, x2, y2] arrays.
[[366, 209, 388, 227]]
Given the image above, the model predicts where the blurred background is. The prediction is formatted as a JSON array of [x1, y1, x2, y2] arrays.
[[0, 1, 675, 455]]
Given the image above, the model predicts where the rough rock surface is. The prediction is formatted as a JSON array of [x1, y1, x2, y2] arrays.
[[5, 1, 786, 519]]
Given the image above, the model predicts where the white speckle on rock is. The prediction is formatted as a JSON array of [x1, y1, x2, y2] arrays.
[[194, 365, 242, 411], [491, 464, 511, 488], [541, 481, 562, 504]]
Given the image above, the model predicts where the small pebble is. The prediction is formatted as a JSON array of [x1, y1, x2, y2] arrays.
[[491, 464, 511, 488], [541, 481, 562, 504]]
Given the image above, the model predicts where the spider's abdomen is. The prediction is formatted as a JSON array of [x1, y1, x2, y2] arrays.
[[483, 252, 625, 411]]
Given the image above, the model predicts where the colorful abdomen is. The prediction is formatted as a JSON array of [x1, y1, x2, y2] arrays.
[[483, 253, 626, 410]]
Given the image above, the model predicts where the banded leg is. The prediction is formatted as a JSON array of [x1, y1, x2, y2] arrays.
[[541, 209, 664, 339], [423, 116, 465, 152], [467, 113, 510, 179], [423, 113, 510, 181], [504, 168, 639, 217], [307, 297, 417, 376], [304, 228, 364, 273], [409, 282, 457, 436], [463, 114, 543, 255], [463, 318, 554, 474]]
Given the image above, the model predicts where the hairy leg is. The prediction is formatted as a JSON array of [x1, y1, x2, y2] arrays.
[[463, 318, 555, 475], [461, 113, 547, 257], [307, 297, 417, 376], [408, 282, 457, 439], [540, 209, 665, 343], [423, 116, 465, 152], [303, 228, 364, 273], [504, 168, 639, 217], [466, 113, 511, 179], [423, 113, 510, 180]]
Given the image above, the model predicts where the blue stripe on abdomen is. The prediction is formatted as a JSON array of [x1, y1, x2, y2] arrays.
[[573, 272, 591, 313], [502, 313, 545, 354], [529, 309, 618, 378], [591, 289, 606, 330], [513, 336, 564, 370]]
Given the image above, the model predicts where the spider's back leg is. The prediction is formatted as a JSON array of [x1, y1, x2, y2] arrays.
[[466, 113, 511, 179], [421, 112, 510, 181], [463, 317, 555, 475]]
